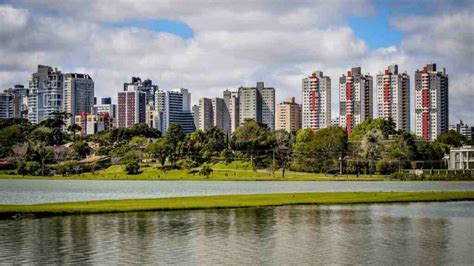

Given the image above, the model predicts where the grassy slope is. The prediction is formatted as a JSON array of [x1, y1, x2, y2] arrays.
[[0, 162, 385, 181], [1, 191, 472, 217]]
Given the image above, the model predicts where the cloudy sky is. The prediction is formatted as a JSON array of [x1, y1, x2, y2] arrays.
[[0, 0, 473, 125]]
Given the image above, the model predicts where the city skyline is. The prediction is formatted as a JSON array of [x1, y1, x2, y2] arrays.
[[0, 1, 472, 126]]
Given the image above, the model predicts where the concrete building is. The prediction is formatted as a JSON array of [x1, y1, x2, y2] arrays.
[[223, 89, 239, 132], [192, 104, 199, 129], [450, 120, 473, 141], [3, 85, 29, 118], [155, 88, 196, 134], [275, 97, 301, 132], [124, 77, 158, 106], [197, 97, 213, 130], [415, 63, 449, 141], [302, 71, 331, 131], [27, 65, 63, 124], [331, 117, 340, 127], [93, 103, 116, 118], [101, 97, 112, 105], [145, 105, 156, 129], [376, 64, 410, 132], [238, 82, 275, 130], [0, 92, 14, 119], [63, 73, 94, 126], [339, 67, 373, 136], [74, 112, 114, 136], [448, 146, 474, 170], [212, 97, 228, 132], [117, 90, 146, 128]]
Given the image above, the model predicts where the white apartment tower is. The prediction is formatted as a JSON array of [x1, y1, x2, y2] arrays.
[[223, 89, 239, 132], [238, 82, 275, 130], [415, 63, 449, 141], [339, 67, 373, 136], [376, 64, 410, 132], [302, 71, 331, 131], [28, 65, 63, 124], [63, 73, 94, 126]]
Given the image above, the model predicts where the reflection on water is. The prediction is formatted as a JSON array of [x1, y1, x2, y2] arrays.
[[0, 201, 473, 264]]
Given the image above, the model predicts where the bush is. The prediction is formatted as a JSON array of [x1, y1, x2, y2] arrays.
[[124, 161, 140, 175], [376, 160, 399, 175], [199, 163, 213, 178], [56, 160, 77, 176], [24, 161, 41, 175], [178, 158, 197, 170]]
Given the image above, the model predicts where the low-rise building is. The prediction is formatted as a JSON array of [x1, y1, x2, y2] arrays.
[[74, 113, 114, 136], [448, 145, 474, 170]]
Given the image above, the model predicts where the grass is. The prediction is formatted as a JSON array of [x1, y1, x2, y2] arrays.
[[0, 162, 385, 181], [0, 191, 473, 218]]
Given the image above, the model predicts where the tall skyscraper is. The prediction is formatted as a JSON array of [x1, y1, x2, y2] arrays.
[[197, 97, 213, 130], [0, 92, 14, 119], [63, 73, 94, 126], [302, 71, 331, 131], [3, 85, 29, 118], [223, 89, 239, 132], [155, 88, 196, 134], [28, 65, 63, 124], [276, 97, 302, 132], [124, 77, 158, 106], [339, 67, 373, 135], [376, 65, 410, 132], [117, 90, 146, 128], [238, 82, 275, 130], [196, 97, 229, 132], [415, 63, 449, 141]]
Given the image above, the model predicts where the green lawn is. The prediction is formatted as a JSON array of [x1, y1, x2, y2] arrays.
[[0, 162, 385, 181], [1, 191, 472, 218]]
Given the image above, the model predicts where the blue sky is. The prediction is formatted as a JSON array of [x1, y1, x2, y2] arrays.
[[111, 19, 194, 39]]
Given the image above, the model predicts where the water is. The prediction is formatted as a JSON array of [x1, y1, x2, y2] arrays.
[[1, 179, 473, 204], [0, 201, 472, 264]]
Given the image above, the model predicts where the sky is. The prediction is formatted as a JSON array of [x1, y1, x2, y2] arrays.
[[0, 0, 473, 126]]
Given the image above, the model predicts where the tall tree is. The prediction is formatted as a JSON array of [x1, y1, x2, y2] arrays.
[[147, 138, 172, 166], [165, 124, 185, 167], [232, 119, 274, 167], [360, 128, 384, 175]]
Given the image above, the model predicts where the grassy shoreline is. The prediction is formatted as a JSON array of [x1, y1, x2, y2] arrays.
[[1, 191, 473, 218]]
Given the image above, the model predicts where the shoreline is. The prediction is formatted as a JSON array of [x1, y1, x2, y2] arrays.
[[1, 191, 473, 219]]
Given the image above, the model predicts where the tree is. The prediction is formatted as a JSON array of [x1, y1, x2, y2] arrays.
[[69, 141, 92, 159], [350, 118, 383, 141], [273, 130, 292, 177], [387, 132, 417, 170], [436, 130, 467, 147], [125, 161, 140, 175], [360, 128, 384, 175], [232, 119, 274, 167], [67, 124, 82, 140], [28, 141, 54, 176], [39, 111, 71, 129], [165, 124, 185, 167], [122, 150, 142, 175], [199, 163, 213, 178], [129, 123, 161, 138], [381, 117, 397, 138], [147, 138, 172, 166]]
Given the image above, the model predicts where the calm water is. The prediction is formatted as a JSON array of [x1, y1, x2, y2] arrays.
[[1, 179, 473, 204], [0, 201, 472, 264]]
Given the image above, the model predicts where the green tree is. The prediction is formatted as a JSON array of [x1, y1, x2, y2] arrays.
[[28, 141, 54, 176], [69, 141, 92, 159], [232, 119, 274, 167], [199, 163, 213, 178], [125, 161, 140, 175], [360, 128, 384, 175], [67, 124, 82, 141], [147, 138, 172, 166], [165, 124, 185, 167], [273, 130, 293, 177], [436, 130, 467, 147], [387, 132, 417, 170]]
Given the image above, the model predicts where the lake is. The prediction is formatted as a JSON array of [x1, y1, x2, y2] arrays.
[[1, 179, 474, 204], [0, 201, 472, 264]]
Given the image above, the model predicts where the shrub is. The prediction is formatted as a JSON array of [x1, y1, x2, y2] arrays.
[[376, 160, 399, 175], [56, 160, 77, 176], [178, 158, 197, 170], [124, 161, 140, 175], [199, 163, 213, 178], [25, 161, 41, 175]]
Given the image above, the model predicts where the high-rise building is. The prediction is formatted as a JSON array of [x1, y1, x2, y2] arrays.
[[376, 64, 410, 132], [275, 97, 302, 132], [302, 71, 331, 131], [449, 120, 473, 141], [192, 104, 199, 129], [27, 65, 63, 124], [415, 63, 448, 141], [63, 73, 94, 126], [0, 92, 14, 119], [339, 67, 373, 135], [331, 117, 340, 127], [155, 88, 196, 134], [124, 77, 158, 106], [212, 97, 228, 132], [238, 82, 275, 130], [3, 85, 29, 118], [197, 98, 213, 130], [117, 90, 146, 128], [145, 105, 156, 129], [93, 103, 116, 118], [223, 89, 239, 132]]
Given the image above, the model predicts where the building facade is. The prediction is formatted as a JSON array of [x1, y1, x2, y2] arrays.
[[75, 112, 114, 136], [302, 71, 331, 131], [197, 97, 213, 130], [63, 73, 94, 126], [223, 89, 239, 132], [448, 146, 474, 170], [3, 85, 29, 118], [124, 77, 158, 106], [0, 93, 14, 119], [449, 120, 473, 141], [117, 91, 146, 128], [155, 88, 196, 134], [376, 64, 410, 132], [415, 63, 449, 141], [28, 65, 63, 124], [238, 82, 275, 130], [275, 97, 302, 132], [339, 67, 373, 135]]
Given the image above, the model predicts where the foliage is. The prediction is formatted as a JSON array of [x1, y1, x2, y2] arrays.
[[199, 163, 213, 178], [69, 141, 92, 159], [232, 119, 274, 167], [147, 138, 172, 166], [124, 161, 140, 175], [376, 159, 399, 175], [360, 128, 384, 175], [56, 160, 78, 176], [165, 124, 185, 166], [436, 130, 467, 147]]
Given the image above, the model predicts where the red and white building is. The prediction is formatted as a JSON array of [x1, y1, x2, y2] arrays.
[[117, 90, 146, 128], [339, 67, 373, 136], [302, 71, 331, 131], [415, 63, 449, 141], [74, 112, 114, 136], [376, 64, 410, 132]]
